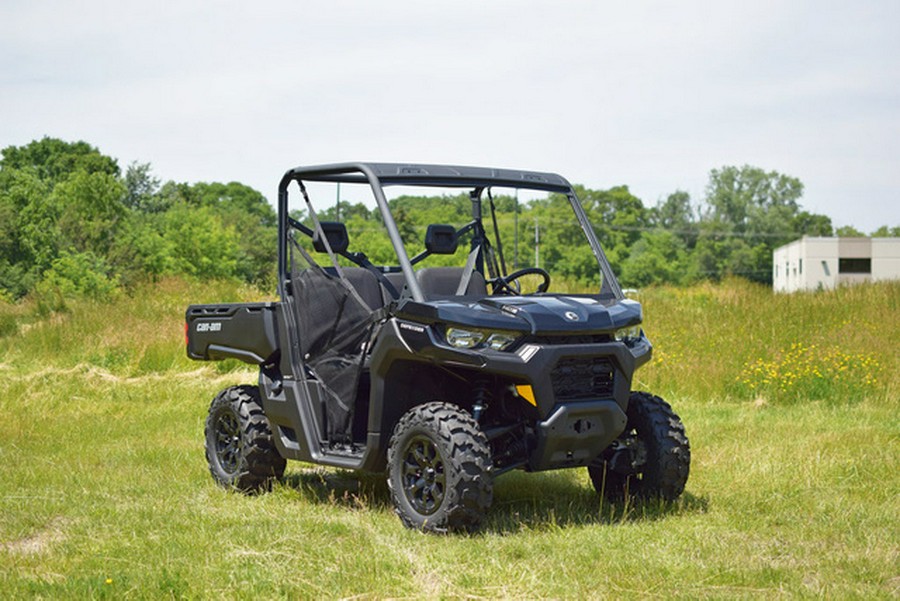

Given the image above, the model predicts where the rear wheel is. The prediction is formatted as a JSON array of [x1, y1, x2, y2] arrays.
[[205, 385, 285, 492], [387, 402, 493, 533], [589, 391, 690, 501]]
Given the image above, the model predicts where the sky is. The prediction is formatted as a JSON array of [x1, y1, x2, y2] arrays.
[[1, 1, 898, 232]]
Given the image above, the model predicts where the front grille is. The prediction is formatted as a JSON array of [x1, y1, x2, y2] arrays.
[[551, 357, 615, 400]]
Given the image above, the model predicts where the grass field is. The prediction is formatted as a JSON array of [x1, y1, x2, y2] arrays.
[[1, 278, 898, 598]]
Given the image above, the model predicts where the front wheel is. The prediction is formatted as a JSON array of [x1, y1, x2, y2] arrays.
[[589, 391, 690, 501], [387, 402, 493, 533]]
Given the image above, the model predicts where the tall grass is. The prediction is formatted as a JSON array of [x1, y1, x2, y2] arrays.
[[636, 278, 898, 405], [0, 277, 267, 375], [0, 278, 897, 598]]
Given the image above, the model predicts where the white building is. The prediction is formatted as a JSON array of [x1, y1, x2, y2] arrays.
[[773, 237, 900, 293]]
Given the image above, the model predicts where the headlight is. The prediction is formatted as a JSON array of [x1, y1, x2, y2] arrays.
[[446, 327, 484, 349], [485, 332, 519, 351], [445, 327, 521, 351], [614, 324, 642, 344]]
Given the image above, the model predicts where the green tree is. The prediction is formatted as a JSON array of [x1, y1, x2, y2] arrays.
[[320, 201, 374, 222], [0, 139, 124, 298], [191, 182, 276, 227], [705, 165, 804, 228], [621, 230, 691, 287], [0, 138, 287, 296], [156, 180, 199, 207], [0, 169, 52, 295], [871, 225, 900, 237], [1, 137, 119, 183], [33, 250, 120, 313], [53, 171, 127, 257], [107, 211, 176, 284], [691, 228, 763, 280], [698, 165, 821, 283], [652, 191, 695, 232], [575, 185, 650, 277], [189, 182, 277, 285], [124, 162, 164, 212], [792, 211, 833, 237], [836, 225, 865, 237], [161, 203, 241, 279]]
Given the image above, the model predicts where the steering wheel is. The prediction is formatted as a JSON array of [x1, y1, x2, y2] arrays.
[[491, 267, 551, 295]]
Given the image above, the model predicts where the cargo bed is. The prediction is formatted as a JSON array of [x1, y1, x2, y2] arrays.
[[186, 302, 279, 365]]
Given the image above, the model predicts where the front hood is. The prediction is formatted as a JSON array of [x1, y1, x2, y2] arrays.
[[398, 295, 642, 334]]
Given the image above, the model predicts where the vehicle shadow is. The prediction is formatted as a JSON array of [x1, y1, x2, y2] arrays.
[[482, 471, 709, 535], [279, 468, 393, 511], [278, 467, 708, 533]]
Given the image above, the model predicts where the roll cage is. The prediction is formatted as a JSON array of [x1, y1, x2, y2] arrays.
[[276, 162, 624, 302]]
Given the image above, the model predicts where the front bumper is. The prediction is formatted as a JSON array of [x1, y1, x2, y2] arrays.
[[394, 320, 652, 471], [530, 399, 626, 470]]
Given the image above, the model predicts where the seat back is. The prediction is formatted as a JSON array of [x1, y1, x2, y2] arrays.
[[380, 272, 408, 303], [417, 267, 488, 298], [336, 267, 384, 310]]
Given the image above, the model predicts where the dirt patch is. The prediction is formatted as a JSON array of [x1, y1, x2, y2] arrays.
[[1, 517, 67, 555], [886, 575, 900, 596]]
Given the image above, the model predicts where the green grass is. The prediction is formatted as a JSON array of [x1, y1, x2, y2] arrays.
[[1, 278, 898, 598]]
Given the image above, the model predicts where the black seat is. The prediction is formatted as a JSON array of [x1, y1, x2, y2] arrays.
[[417, 267, 488, 298], [311, 224, 385, 310], [380, 272, 408, 302], [338, 267, 384, 310]]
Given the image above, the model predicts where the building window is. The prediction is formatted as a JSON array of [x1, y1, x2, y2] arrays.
[[799, 259, 803, 275], [838, 258, 871, 274]]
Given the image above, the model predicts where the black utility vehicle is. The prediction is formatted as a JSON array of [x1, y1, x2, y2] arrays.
[[186, 163, 690, 532]]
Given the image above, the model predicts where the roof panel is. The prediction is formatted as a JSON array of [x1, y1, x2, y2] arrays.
[[284, 162, 573, 192]]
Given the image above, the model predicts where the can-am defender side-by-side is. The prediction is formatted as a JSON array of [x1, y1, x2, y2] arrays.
[[186, 163, 690, 532]]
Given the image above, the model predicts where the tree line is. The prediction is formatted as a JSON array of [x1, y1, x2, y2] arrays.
[[0, 138, 276, 309], [1, 137, 896, 307]]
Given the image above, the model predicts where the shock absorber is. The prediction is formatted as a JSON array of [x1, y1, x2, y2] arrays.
[[471, 378, 493, 422]]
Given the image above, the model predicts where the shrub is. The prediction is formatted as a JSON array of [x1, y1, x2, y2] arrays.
[[33, 251, 120, 313]]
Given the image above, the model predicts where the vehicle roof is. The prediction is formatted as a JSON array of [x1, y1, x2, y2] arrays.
[[282, 162, 574, 193]]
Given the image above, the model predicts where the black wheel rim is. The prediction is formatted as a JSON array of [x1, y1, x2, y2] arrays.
[[401, 435, 446, 516], [214, 410, 241, 474]]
